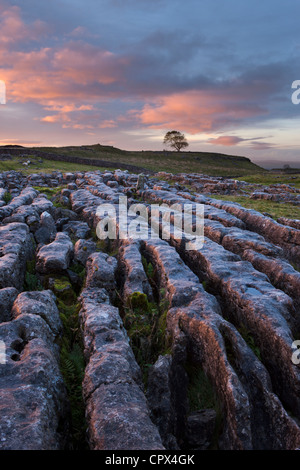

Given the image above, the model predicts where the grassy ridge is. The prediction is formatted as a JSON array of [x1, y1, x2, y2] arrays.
[[212, 195, 300, 219], [34, 144, 263, 177], [237, 173, 300, 189], [0, 155, 115, 174]]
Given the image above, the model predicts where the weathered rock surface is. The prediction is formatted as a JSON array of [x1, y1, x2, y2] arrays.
[[36, 232, 74, 274], [79, 287, 164, 450], [74, 238, 97, 265], [277, 217, 300, 230], [0, 223, 35, 290], [0, 187, 38, 221], [0, 287, 18, 322], [35, 211, 57, 245], [119, 240, 154, 303], [1, 167, 300, 450], [11, 290, 62, 337], [62, 220, 90, 239], [147, 355, 181, 450], [185, 410, 216, 450], [173, 236, 300, 419], [0, 314, 68, 449], [85, 252, 117, 292], [208, 198, 300, 266]]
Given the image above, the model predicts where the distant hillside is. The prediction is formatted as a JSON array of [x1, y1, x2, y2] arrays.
[[0, 143, 264, 177], [35, 144, 264, 177], [254, 159, 300, 170]]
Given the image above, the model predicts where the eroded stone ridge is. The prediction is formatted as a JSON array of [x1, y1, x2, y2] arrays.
[[0, 168, 300, 450], [36, 232, 74, 274], [79, 288, 164, 450], [0, 301, 68, 449], [0, 223, 34, 290]]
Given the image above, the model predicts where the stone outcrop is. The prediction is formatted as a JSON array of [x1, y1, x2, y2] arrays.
[[0, 305, 68, 449], [0, 167, 300, 450], [85, 252, 117, 292], [11, 290, 62, 337], [0, 288, 18, 322], [79, 288, 164, 450], [0, 223, 35, 290], [118, 239, 154, 303], [36, 232, 74, 274]]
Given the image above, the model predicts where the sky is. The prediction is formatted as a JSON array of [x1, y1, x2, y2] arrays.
[[0, 0, 300, 168]]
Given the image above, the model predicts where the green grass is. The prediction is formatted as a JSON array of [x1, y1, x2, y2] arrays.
[[237, 172, 300, 189], [237, 324, 261, 360], [52, 276, 78, 304], [0, 155, 115, 174], [69, 262, 86, 280], [185, 364, 223, 449], [123, 291, 171, 385], [212, 194, 300, 220], [3, 191, 12, 204], [23, 258, 43, 292], [58, 299, 87, 450], [32, 185, 67, 197], [53, 276, 87, 449], [186, 365, 218, 411], [90, 229, 119, 256], [34, 144, 263, 177]]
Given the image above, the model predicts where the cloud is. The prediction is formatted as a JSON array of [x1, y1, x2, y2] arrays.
[[40, 106, 105, 129], [248, 141, 275, 150], [207, 136, 246, 146], [0, 35, 130, 130], [67, 26, 88, 37], [98, 120, 117, 128], [132, 88, 269, 134], [0, 138, 42, 145], [207, 135, 275, 150], [0, 4, 48, 44], [0, 2, 296, 147]]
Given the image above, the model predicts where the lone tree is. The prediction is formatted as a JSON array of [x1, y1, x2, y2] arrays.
[[163, 130, 189, 152]]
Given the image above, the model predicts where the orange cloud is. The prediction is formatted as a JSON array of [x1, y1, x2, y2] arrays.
[[98, 120, 117, 128], [44, 103, 94, 112], [133, 90, 267, 134], [208, 136, 245, 146], [0, 5, 48, 44], [0, 4, 275, 139], [1, 43, 125, 104], [0, 6, 127, 112], [0, 22, 127, 130], [207, 135, 275, 149], [41, 114, 71, 123]]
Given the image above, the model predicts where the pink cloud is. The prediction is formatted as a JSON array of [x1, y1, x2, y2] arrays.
[[0, 5, 48, 44], [0, 6, 127, 111], [0, 5, 278, 140], [1, 42, 126, 104], [208, 136, 245, 146], [248, 141, 274, 150], [207, 135, 275, 149], [133, 90, 268, 134], [98, 120, 117, 128], [40, 108, 105, 130], [68, 26, 88, 38]]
